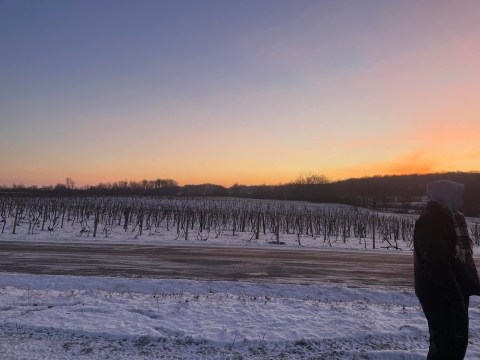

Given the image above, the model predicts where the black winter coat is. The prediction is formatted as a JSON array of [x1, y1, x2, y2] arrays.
[[414, 202, 480, 302]]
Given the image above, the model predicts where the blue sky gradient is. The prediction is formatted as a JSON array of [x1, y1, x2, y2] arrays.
[[1, 0, 479, 186]]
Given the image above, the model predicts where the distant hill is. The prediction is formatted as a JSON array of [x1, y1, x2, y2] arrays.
[[225, 172, 480, 216]]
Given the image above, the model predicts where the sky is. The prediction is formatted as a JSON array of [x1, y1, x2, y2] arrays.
[[1, 0, 479, 187]]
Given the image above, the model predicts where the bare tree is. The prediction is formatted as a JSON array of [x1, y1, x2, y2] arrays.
[[65, 177, 76, 190], [293, 172, 329, 185]]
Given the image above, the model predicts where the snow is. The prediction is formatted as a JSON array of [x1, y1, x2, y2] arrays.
[[0, 273, 450, 359], [1, 200, 480, 359], [1, 273, 479, 359]]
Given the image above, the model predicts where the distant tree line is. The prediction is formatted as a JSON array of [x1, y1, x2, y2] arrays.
[[1, 178, 179, 195], [1, 172, 479, 216]]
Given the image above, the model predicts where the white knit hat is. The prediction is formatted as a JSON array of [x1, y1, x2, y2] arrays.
[[426, 180, 464, 213]]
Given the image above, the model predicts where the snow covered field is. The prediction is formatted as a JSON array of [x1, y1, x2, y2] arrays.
[[2, 273, 480, 360], [1, 200, 480, 359]]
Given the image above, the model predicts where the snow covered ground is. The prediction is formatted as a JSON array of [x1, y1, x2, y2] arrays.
[[1, 201, 480, 359], [1, 273, 480, 359]]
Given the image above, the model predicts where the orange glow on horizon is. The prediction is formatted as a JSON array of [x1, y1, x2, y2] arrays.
[[6, 165, 478, 190]]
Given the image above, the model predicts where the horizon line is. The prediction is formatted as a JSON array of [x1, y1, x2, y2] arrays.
[[1, 170, 478, 190]]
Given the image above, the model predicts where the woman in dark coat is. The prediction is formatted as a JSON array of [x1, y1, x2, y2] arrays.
[[414, 180, 480, 359]]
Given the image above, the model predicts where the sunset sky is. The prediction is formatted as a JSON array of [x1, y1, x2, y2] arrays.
[[1, 0, 479, 187]]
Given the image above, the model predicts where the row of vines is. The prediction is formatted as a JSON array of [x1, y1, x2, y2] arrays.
[[1, 196, 479, 250]]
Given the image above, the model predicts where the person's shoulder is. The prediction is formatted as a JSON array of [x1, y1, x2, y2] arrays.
[[416, 206, 453, 232], [417, 208, 435, 221], [416, 207, 445, 226]]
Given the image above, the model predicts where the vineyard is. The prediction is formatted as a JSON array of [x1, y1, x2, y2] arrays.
[[1, 195, 479, 250]]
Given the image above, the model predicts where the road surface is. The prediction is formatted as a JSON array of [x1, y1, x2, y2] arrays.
[[0, 241, 415, 289]]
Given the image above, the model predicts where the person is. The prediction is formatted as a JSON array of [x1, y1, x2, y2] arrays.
[[414, 180, 480, 359]]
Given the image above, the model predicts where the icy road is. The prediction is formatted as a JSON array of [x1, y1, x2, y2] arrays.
[[0, 241, 413, 288]]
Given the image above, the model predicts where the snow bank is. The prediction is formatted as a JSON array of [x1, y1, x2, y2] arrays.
[[1, 273, 480, 359]]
